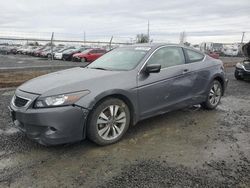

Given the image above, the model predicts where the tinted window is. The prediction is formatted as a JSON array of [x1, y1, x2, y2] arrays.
[[82, 49, 92, 54], [99, 50, 106, 53], [89, 50, 94, 53], [186, 49, 204, 62], [147, 47, 185, 68]]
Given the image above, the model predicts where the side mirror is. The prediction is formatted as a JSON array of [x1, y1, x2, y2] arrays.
[[145, 64, 161, 73]]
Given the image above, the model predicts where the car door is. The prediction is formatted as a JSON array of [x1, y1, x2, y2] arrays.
[[97, 50, 106, 58], [87, 50, 95, 61], [93, 50, 101, 59], [137, 46, 196, 119]]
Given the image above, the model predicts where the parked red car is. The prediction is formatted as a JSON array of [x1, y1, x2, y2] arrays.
[[207, 51, 220, 59], [72, 48, 107, 62]]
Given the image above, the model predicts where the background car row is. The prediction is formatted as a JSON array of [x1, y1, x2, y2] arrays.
[[0, 44, 107, 63]]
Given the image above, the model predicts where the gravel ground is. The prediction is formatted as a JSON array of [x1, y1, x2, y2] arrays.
[[0, 57, 249, 187]]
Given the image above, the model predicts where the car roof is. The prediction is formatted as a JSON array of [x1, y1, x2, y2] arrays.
[[133, 43, 179, 47], [120, 43, 201, 52]]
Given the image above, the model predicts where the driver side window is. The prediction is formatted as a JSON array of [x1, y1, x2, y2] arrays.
[[147, 47, 185, 68]]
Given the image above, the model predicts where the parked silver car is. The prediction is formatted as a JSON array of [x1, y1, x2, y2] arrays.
[[9, 44, 228, 145]]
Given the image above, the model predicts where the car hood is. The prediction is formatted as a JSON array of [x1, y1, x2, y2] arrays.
[[242, 42, 250, 58], [18, 67, 123, 96]]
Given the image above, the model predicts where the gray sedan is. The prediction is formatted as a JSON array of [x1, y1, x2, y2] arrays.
[[9, 44, 228, 145]]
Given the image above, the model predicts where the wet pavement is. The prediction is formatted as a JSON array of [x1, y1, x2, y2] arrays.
[[0, 67, 249, 187]]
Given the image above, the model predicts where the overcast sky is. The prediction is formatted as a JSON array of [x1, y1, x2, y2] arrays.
[[0, 0, 249, 44]]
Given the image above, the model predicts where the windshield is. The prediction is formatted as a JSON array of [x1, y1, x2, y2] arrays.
[[213, 43, 223, 48], [58, 48, 72, 53], [63, 48, 75, 53], [74, 47, 88, 53], [87, 47, 150, 71]]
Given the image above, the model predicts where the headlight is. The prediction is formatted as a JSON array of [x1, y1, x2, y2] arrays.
[[236, 62, 244, 69], [34, 90, 90, 108]]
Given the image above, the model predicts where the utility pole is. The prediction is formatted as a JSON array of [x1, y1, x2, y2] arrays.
[[147, 20, 150, 43], [179, 31, 186, 45], [84, 31, 86, 46], [241, 32, 245, 44], [50, 32, 54, 61], [109, 36, 113, 50]]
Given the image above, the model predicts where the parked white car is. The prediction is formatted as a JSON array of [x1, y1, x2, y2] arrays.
[[222, 44, 239, 56], [54, 47, 75, 60]]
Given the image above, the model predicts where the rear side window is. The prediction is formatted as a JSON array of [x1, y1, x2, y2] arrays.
[[96, 50, 105, 53], [147, 47, 185, 69], [100, 50, 106, 53], [186, 49, 204, 63], [91, 50, 97, 53]]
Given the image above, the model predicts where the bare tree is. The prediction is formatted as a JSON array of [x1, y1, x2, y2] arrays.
[[136, 33, 149, 43]]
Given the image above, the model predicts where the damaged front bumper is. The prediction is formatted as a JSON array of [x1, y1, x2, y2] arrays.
[[9, 90, 89, 145]]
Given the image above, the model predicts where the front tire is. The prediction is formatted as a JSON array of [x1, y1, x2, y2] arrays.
[[87, 98, 130, 145], [201, 80, 222, 110], [234, 70, 243, 80], [81, 57, 87, 63]]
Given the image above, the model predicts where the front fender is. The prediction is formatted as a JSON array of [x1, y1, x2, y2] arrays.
[[75, 88, 139, 124]]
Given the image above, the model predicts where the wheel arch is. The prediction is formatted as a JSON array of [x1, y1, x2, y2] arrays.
[[211, 74, 225, 95], [87, 92, 137, 126]]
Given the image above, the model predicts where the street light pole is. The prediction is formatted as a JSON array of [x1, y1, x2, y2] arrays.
[[147, 20, 150, 43], [83, 31, 86, 46], [50, 32, 54, 61], [241, 32, 245, 44]]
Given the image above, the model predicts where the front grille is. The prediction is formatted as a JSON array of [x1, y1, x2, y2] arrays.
[[244, 65, 250, 71], [14, 96, 29, 107]]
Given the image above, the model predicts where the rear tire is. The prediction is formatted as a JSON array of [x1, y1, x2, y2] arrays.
[[201, 80, 222, 110], [87, 98, 130, 145]]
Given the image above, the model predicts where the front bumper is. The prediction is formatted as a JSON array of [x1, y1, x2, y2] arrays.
[[235, 67, 250, 79], [54, 55, 62, 60], [72, 56, 81, 62], [9, 92, 89, 145]]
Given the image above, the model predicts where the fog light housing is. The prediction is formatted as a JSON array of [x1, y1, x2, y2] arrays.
[[45, 127, 57, 136]]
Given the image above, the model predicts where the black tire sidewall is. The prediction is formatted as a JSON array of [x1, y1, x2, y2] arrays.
[[87, 98, 130, 145], [202, 80, 222, 110], [234, 70, 243, 80]]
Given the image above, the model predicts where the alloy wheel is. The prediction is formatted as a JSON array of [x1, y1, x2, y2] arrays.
[[209, 82, 222, 106], [96, 105, 126, 141]]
